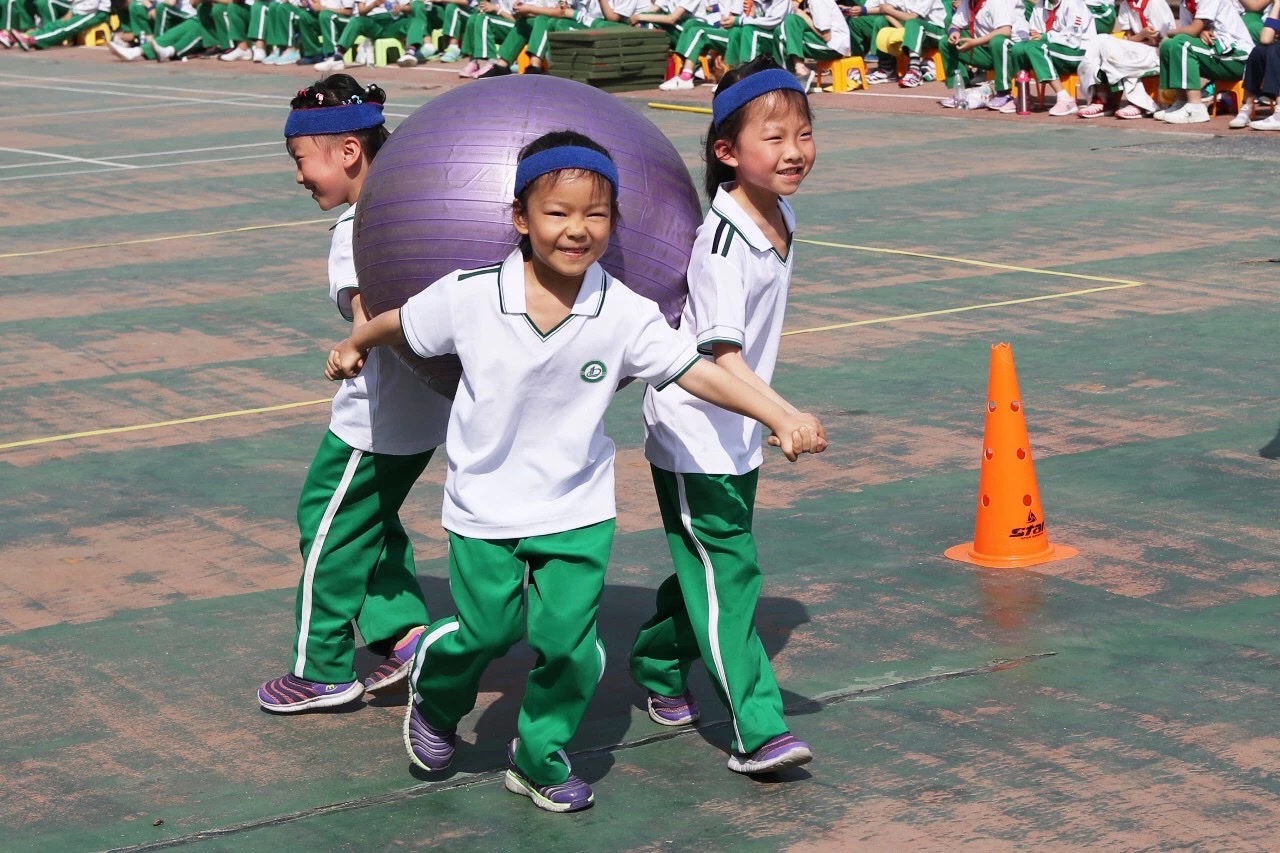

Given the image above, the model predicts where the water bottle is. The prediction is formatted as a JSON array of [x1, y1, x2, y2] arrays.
[[1015, 70, 1030, 115], [952, 69, 967, 109]]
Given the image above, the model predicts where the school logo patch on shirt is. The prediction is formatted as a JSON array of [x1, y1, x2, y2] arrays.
[[580, 360, 607, 383]]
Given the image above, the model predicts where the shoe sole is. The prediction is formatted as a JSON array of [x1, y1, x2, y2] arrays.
[[258, 681, 363, 713], [504, 769, 594, 813], [727, 744, 813, 775], [646, 697, 698, 727], [363, 659, 411, 691], [403, 699, 454, 772]]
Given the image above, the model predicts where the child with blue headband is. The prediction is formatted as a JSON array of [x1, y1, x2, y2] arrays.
[[326, 129, 827, 812], [630, 57, 824, 777], [258, 75, 453, 714]]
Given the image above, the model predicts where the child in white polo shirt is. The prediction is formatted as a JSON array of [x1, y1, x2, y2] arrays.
[[630, 59, 821, 777], [1156, 0, 1255, 123], [257, 76, 453, 714], [327, 131, 825, 813]]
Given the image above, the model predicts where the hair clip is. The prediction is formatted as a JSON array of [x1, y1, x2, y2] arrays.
[[315, 93, 325, 104], [347, 95, 363, 105]]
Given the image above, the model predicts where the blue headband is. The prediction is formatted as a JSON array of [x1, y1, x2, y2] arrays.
[[711, 68, 807, 130], [513, 146, 620, 199], [284, 102, 385, 138]]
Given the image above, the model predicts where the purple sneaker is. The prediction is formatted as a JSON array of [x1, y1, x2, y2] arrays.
[[404, 698, 456, 771], [727, 733, 813, 775], [257, 673, 362, 713], [503, 739, 594, 813], [363, 625, 425, 692], [647, 690, 700, 726], [986, 94, 1015, 112]]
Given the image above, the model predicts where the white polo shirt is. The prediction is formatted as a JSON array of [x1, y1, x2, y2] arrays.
[[1117, 0, 1173, 35], [892, 0, 946, 26], [1028, 0, 1095, 49], [328, 205, 452, 456], [400, 249, 701, 539], [810, 0, 851, 56], [952, 0, 1030, 39], [643, 185, 794, 476], [1182, 0, 1254, 56]]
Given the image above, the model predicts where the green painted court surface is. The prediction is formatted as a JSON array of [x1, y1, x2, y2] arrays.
[[3, 52, 1279, 851]]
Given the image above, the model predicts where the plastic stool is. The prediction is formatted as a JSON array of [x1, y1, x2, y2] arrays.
[[817, 55, 867, 92], [895, 46, 946, 81], [76, 22, 111, 46], [1208, 79, 1245, 116], [346, 36, 403, 66], [1036, 71, 1079, 107], [516, 46, 549, 73]]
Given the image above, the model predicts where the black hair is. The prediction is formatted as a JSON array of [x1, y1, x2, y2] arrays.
[[289, 74, 390, 160], [703, 56, 815, 202], [513, 130, 622, 258]]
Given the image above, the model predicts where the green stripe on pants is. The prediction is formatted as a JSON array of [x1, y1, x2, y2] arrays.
[[629, 466, 789, 755], [292, 431, 433, 683], [412, 521, 613, 786]]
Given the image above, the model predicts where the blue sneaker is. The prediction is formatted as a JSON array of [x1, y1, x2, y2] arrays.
[[404, 698, 456, 771], [503, 739, 594, 813], [257, 673, 362, 713], [727, 733, 813, 775]]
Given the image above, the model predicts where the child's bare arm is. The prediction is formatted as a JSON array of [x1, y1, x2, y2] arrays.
[[674, 360, 827, 461], [326, 309, 405, 380], [709, 343, 798, 414]]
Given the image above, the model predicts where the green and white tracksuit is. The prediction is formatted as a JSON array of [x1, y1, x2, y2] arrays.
[[1159, 0, 1253, 90], [1015, 0, 1096, 80], [402, 250, 701, 788], [1085, 0, 1114, 33], [671, 0, 729, 63], [30, 0, 109, 48], [779, 0, 850, 64], [296, 0, 353, 55], [460, 0, 515, 59], [632, 186, 800, 758], [723, 0, 786, 65], [338, 0, 410, 53], [942, 0, 1030, 91], [287, 204, 451, 685]]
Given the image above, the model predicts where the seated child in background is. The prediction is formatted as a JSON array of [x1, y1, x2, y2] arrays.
[[1086, 0, 1116, 34], [1156, 0, 1254, 123], [1232, 0, 1280, 127], [258, 74, 453, 714], [1013, 0, 1097, 116], [475, 0, 567, 76], [838, 2, 893, 84], [872, 0, 948, 87], [398, 0, 472, 65], [720, 0, 789, 68], [780, 0, 852, 92], [327, 131, 825, 813], [4, 0, 111, 49], [457, 0, 518, 77], [939, 0, 1029, 110], [658, 0, 730, 90], [1077, 0, 1171, 118]]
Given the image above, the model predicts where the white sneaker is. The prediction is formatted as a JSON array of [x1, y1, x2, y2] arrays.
[[658, 75, 694, 91], [251, 45, 266, 62], [219, 46, 251, 61], [1228, 110, 1252, 128], [1249, 112, 1280, 129], [148, 37, 175, 62], [1048, 91, 1078, 116], [355, 41, 372, 66], [1152, 99, 1186, 121], [108, 39, 143, 61], [397, 50, 419, 66], [1163, 102, 1210, 124], [314, 56, 344, 71], [419, 42, 437, 58]]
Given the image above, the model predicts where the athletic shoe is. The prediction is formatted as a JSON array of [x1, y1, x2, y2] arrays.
[[219, 45, 252, 61], [438, 44, 462, 62], [659, 74, 694, 91], [363, 626, 426, 691], [251, 45, 266, 62], [148, 37, 175, 61], [397, 49, 419, 66], [477, 63, 511, 78], [1048, 91, 1078, 116], [297, 53, 325, 65], [404, 698, 456, 771], [262, 48, 282, 64], [418, 42, 437, 58], [108, 39, 143, 61], [314, 55, 345, 71], [866, 67, 898, 84], [795, 68, 816, 94], [504, 739, 594, 813], [1228, 109, 1253, 128], [899, 69, 923, 88], [1249, 112, 1280, 129], [355, 40, 373, 66], [986, 94, 1014, 112], [458, 58, 479, 76], [12, 30, 34, 50], [0, 30, 14, 48], [469, 60, 494, 77], [277, 47, 300, 64], [727, 733, 813, 775], [647, 690, 700, 726], [1152, 99, 1186, 121], [258, 673, 363, 713], [1163, 102, 1210, 124]]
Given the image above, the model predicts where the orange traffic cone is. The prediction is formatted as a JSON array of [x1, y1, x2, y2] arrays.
[[945, 343, 1078, 569]]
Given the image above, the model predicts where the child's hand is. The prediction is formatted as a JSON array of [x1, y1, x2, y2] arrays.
[[956, 36, 976, 51], [767, 412, 827, 461], [326, 339, 367, 380]]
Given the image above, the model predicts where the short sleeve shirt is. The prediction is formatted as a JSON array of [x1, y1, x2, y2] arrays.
[[810, 0, 852, 55], [953, 0, 1027, 38], [643, 185, 795, 476], [327, 205, 452, 456], [1117, 0, 1172, 34], [1192, 0, 1254, 55], [400, 250, 700, 539]]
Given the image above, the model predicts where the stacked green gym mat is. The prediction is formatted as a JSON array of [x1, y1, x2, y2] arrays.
[[546, 28, 670, 93]]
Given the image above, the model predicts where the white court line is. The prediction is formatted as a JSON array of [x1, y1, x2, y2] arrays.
[[0, 145, 135, 169], [109, 141, 282, 160], [0, 151, 284, 183], [14, 100, 177, 121]]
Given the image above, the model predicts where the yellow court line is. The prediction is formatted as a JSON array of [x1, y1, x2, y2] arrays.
[[0, 399, 330, 451], [647, 102, 714, 115], [0, 218, 332, 259], [795, 238, 1144, 287]]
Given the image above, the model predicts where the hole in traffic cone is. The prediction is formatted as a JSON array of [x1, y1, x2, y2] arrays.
[[945, 342, 1078, 569]]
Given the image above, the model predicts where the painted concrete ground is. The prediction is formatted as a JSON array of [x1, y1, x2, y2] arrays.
[[2, 48, 1279, 851]]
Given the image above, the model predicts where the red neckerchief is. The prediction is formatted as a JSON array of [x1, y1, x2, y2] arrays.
[[1129, 0, 1150, 29], [1184, 0, 1196, 17], [1045, 0, 1059, 31], [969, 0, 987, 35]]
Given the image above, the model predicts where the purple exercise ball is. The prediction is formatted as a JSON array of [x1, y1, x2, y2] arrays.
[[353, 75, 703, 397]]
